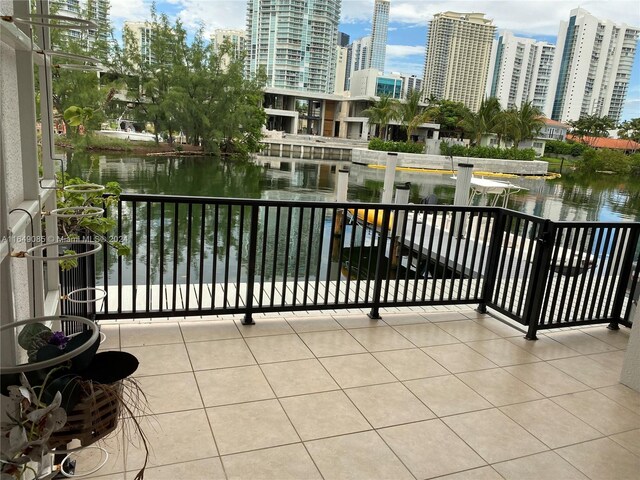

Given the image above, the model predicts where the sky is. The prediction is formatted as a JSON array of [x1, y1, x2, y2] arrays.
[[108, 0, 640, 121]]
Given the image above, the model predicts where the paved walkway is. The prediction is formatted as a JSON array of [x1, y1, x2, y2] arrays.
[[77, 307, 639, 479]]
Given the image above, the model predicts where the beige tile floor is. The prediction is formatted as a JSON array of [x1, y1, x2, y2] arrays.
[[79, 307, 639, 480]]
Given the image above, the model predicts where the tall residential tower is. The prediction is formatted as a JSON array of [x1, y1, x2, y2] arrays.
[[245, 0, 341, 93], [487, 31, 556, 114], [370, 0, 390, 72], [422, 12, 495, 112], [550, 8, 639, 123]]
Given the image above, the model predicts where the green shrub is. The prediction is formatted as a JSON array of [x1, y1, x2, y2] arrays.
[[576, 149, 630, 174], [440, 143, 536, 160], [368, 138, 424, 154], [545, 139, 588, 157]]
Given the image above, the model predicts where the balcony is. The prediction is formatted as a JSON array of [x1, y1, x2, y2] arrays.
[[77, 307, 638, 478]]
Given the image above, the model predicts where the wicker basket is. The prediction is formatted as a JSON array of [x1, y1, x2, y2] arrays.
[[48, 381, 122, 449]]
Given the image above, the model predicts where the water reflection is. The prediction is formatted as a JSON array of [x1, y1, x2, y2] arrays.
[[64, 152, 640, 222]]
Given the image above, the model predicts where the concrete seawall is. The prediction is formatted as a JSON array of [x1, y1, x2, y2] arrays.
[[351, 148, 549, 175]]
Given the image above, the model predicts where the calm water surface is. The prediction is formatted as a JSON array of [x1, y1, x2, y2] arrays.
[[64, 152, 640, 223]]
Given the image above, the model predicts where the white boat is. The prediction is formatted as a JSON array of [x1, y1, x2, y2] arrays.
[[96, 117, 160, 143]]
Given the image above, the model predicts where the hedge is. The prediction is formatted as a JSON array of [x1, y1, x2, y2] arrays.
[[440, 143, 537, 160], [368, 137, 424, 154], [544, 139, 588, 157]]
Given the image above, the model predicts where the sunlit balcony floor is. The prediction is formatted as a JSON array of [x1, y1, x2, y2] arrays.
[[77, 306, 639, 479]]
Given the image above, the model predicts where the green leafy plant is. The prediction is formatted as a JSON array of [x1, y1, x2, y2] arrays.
[[368, 138, 424, 154]]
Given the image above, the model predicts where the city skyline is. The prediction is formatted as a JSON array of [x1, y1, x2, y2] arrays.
[[109, 0, 640, 120]]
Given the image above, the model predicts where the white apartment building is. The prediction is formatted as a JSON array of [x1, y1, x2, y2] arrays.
[[245, 0, 341, 93], [123, 21, 153, 65], [345, 35, 371, 91], [422, 12, 496, 112], [334, 46, 348, 94], [487, 31, 556, 113], [55, 0, 110, 49], [212, 29, 247, 57], [370, 0, 390, 72], [550, 8, 639, 123], [397, 73, 423, 99]]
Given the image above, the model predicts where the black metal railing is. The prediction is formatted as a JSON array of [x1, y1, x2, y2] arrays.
[[84, 193, 639, 339]]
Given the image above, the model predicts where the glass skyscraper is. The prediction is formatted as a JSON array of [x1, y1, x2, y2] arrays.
[[245, 0, 341, 93], [370, 0, 390, 72]]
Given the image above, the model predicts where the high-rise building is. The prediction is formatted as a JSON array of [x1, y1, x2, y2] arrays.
[[334, 46, 348, 94], [338, 32, 350, 48], [487, 31, 556, 113], [550, 8, 639, 123], [370, 0, 390, 72], [55, 0, 110, 49], [245, 0, 341, 93], [212, 29, 247, 57], [123, 21, 153, 66], [345, 36, 371, 90], [422, 12, 495, 111], [395, 73, 423, 99]]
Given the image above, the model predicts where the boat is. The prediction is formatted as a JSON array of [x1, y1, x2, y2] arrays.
[[96, 110, 160, 143]]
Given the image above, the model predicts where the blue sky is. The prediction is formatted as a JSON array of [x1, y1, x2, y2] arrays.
[[109, 0, 640, 121]]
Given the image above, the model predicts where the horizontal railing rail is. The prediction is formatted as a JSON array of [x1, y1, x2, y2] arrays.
[[81, 193, 639, 337]]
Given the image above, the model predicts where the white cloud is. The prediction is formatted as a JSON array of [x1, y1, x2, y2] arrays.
[[386, 44, 425, 58], [109, 0, 152, 24]]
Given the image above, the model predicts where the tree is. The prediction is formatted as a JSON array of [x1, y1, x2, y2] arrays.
[[618, 118, 640, 143], [460, 96, 502, 145], [362, 95, 400, 140], [505, 102, 544, 147], [570, 114, 616, 145], [429, 100, 470, 139], [398, 90, 437, 141]]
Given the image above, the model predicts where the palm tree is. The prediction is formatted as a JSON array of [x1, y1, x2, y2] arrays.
[[399, 90, 437, 141], [362, 95, 399, 140], [509, 101, 544, 147], [460, 97, 502, 145]]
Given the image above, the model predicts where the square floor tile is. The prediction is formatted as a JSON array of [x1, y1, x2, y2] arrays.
[[373, 348, 449, 380], [222, 444, 322, 480], [245, 334, 314, 363], [280, 390, 371, 441], [457, 369, 543, 406], [582, 327, 630, 349], [551, 390, 640, 435], [422, 344, 497, 373], [548, 355, 621, 388], [195, 365, 274, 407], [381, 312, 430, 326], [332, 314, 386, 329], [135, 372, 203, 414], [610, 429, 640, 456], [120, 322, 182, 347], [504, 362, 589, 397], [436, 466, 503, 480], [305, 431, 414, 480], [492, 451, 588, 480], [500, 399, 602, 448], [71, 432, 125, 477], [379, 419, 485, 479], [598, 384, 640, 413], [125, 410, 217, 471], [588, 350, 626, 371], [557, 437, 640, 480], [127, 343, 192, 377], [438, 320, 501, 342], [347, 326, 415, 351], [99, 324, 120, 350], [466, 339, 540, 366], [471, 318, 524, 337], [424, 311, 469, 322], [320, 353, 396, 388], [179, 320, 241, 342], [345, 382, 435, 428], [506, 335, 580, 360], [235, 318, 294, 337], [126, 457, 225, 480], [186, 338, 255, 371], [393, 323, 460, 347], [545, 330, 618, 354], [207, 399, 299, 455], [299, 330, 366, 357], [287, 316, 343, 333], [443, 409, 547, 464], [260, 358, 338, 397], [405, 375, 492, 417]]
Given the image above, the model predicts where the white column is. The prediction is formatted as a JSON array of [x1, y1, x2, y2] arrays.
[[621, 308, 640, 392], [453, 163, 473, 237], [336, 168, 349, 202], [394, 183, 411, 238], [381, 152, 398, 204]]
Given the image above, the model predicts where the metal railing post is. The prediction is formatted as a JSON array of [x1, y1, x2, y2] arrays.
[[477, 210, 506, 313], [242, 205, 260, 325], [522, 219, 556, 340], [368, 207, 392, 320], [609, 226, 640, 330]]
